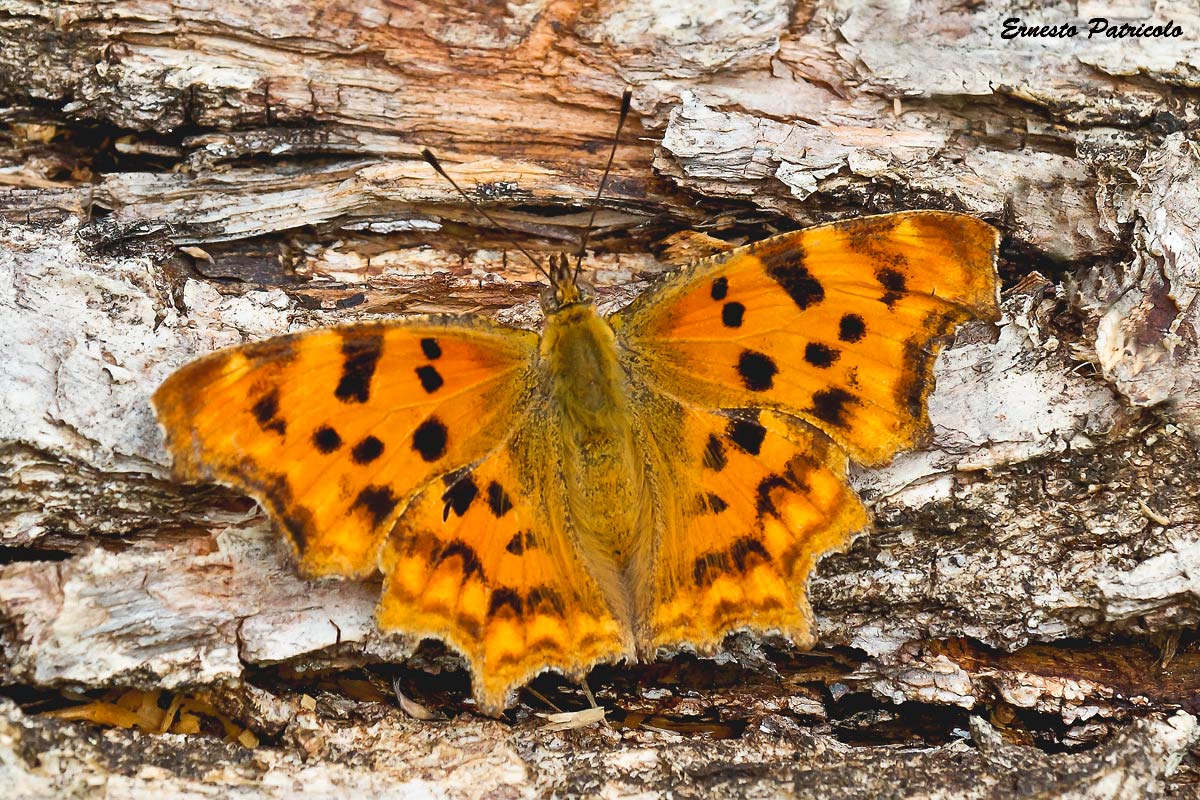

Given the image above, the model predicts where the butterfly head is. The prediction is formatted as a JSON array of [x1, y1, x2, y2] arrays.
[[541, 252, 596, 313]]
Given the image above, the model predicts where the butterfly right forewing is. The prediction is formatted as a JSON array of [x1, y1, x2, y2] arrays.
[[614, 211, 1000, 466], [616, 211, 999, 656]]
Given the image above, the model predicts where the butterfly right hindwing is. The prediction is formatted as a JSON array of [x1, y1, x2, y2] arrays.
[[634, 400, 868, 654]]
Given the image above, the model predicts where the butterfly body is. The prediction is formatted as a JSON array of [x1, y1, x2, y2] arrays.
[[531, 292, 649, 634], [542, 300, 643, 536], [154, 211, 1000, 713]]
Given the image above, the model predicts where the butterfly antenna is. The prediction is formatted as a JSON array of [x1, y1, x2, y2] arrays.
[[573, 89, 633, 281], [421, 148, 549, 280]]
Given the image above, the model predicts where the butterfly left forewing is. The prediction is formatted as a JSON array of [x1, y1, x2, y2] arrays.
[[153, 318, 537, 578]]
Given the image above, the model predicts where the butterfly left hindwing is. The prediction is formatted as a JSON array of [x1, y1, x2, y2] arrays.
[[378, 419, 633, 713]]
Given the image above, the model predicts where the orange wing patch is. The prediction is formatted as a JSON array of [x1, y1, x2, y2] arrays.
[[615, 211, 1000, 465], [642, 404, 867, 653], [378, 423, 633, 714], [153, 319, 536, 578]]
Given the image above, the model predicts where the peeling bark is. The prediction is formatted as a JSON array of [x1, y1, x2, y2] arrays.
[[3, 0, 1200, 796], [1, 698, 1197, 799]]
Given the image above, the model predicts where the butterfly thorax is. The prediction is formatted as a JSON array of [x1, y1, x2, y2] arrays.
[[539, 297, 650, 608]]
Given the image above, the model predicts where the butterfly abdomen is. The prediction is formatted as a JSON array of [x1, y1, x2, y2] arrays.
[[540, 302, 652, 604]]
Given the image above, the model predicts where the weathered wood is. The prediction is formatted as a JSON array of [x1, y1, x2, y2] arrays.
[[1, 698, 1196, 799], [2, 0, 1200, 796]]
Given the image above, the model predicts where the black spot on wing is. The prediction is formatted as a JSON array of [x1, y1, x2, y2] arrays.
[[900, 337, 932, 419], [488, 587, 522, 617], [705, 493, 729, 514], [804, 342, 840, 368], [693, 551, 731, 588], [721, 302, 745, 328], [702, 434, 727, 471], [877, 267, 907, 292], [353, 485, 398, 526], [737, 349, 777, 391], [251, 391, 278, 426], [420, 337, 442, 359], [437, 540, 485, 581], [455, 614, 483, 642], [351, 435, 384, 464], [441, 475, 478, 521], [730, 536, 770, 571], [281, 508, 316, 551], [839, 313, 866, 343], [264, 473, 317, 551], [261, 473, 294, 505], [693, 536, 771, 588], [755, 474, 793, 517], [810, 388, 856, 427], [759, 243, 824, 310], [727, 417, 766, 456], [710, 276, 728, 301], [415, 365, 443, 393], [412, 417, 448, 462], [527, 585, 566, 614], [486, 481, 513, 518], [335, 333, 383, 404], [506, 530, 536, 555], [877, 267, 907, 308], [312, 425, 342, 453], [440, 467, 468, 486], [251, 390, 286, 435]]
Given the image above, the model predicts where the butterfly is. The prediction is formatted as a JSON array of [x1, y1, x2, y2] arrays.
[[153, 99, 1000, 715]]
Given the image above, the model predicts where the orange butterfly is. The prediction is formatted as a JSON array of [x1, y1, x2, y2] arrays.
[[153, 97, 999, 715]]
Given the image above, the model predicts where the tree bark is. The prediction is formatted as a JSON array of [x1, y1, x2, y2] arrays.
[[2, 0, 1199, 797]]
